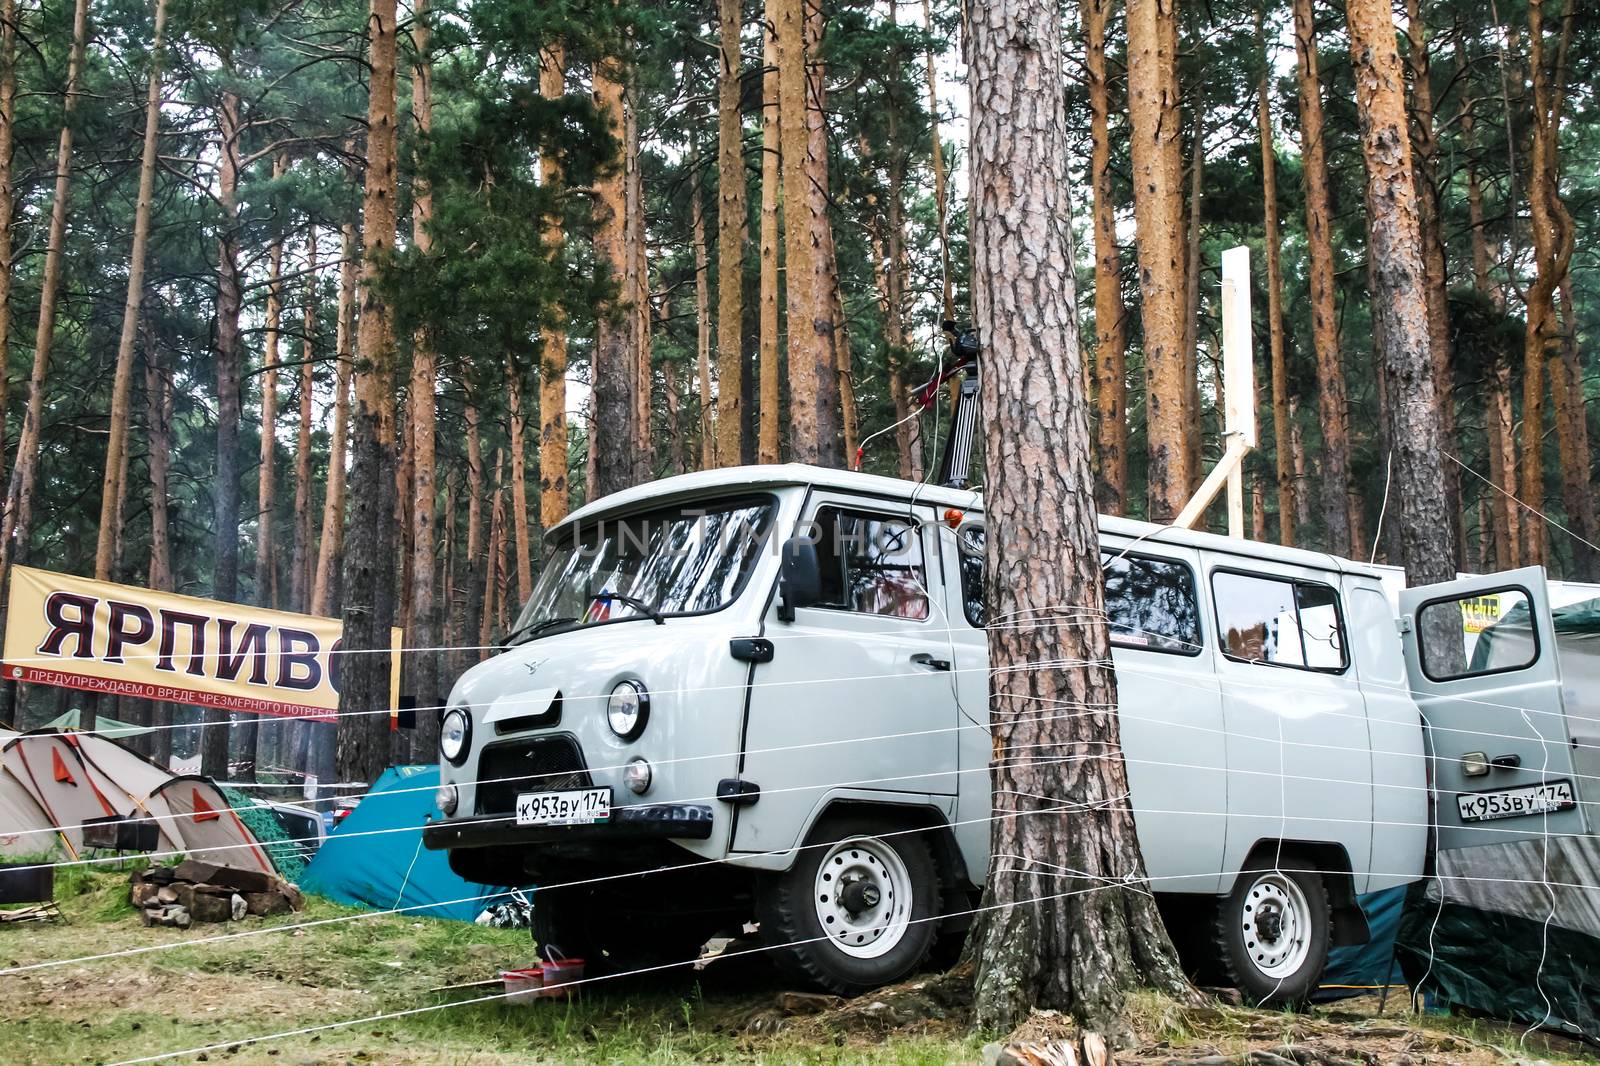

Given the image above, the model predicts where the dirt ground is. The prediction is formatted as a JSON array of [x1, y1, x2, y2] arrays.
[[0, 870, 1593, 1066]]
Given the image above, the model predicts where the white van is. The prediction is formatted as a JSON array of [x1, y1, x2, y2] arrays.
[[422, 464, 1559, 1002]]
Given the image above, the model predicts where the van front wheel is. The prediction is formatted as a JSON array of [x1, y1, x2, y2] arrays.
[[759, 815, 939, 994], [1213, 860, 1331, 1006]]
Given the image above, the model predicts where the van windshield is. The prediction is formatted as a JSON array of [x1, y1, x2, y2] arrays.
[[508, 498, 775, 641]]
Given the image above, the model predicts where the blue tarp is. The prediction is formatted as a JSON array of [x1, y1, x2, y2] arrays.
[[302, 764, 523, 922], [1318, 885, 1407, 998]]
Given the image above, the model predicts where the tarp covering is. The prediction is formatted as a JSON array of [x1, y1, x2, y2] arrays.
[[1318, 885, 1407, 998], [1396, 836, 1600, 1040], [301, 765, 525, 922], [41, 709, 153, 738]]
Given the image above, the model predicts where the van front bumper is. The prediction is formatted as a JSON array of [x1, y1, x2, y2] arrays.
[[422, 802, 715, 852]]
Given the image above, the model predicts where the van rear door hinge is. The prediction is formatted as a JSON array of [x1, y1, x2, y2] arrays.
[[729, 637, 774, 663], [717, 779, 761, 805]]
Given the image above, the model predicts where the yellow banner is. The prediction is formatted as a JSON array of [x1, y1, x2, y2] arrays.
[[1, 566, 401, 722], [1459, 593, 1504, 635]]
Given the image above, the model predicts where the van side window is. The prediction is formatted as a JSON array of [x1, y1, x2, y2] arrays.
[[958, 525, 985, 628], [1101, 552, 1202, 655], [811, 507, 929, 620], [1212, 570, 1347, 671], [1417, 587, 1538, 681]]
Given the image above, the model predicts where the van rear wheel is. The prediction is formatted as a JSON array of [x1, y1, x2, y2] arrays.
[[758, 815, 939, 995], [1213, 859, 1331, 1006]]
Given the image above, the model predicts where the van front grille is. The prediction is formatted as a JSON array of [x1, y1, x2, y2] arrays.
[[475, 735, 592, 815]]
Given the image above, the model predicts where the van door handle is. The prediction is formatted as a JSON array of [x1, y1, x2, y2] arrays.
[[1490, 753, 1522, 770], [911, 653, 952, 672]]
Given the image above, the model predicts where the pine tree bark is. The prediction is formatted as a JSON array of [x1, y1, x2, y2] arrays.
[[921, 0, 954, 325], [1, 0, 90, 580], [538, 44, 569, 528], [312, 223, 357, 616], [256, 196, 286, 611], [758, 12, 782, 465], [0, 0, 17, 482], [693, 154, 715, 469], [1554, 277, 1596, 579], [591, 52, 640, 497], [146, 346, 174, 767], [1126, 0, 1190, 520], [1256, 18, 1294, 547], [802, 3, 844, 466], [460, 385, 486, 668], [505, 355, 532, 600], [480, 451, 504, 652], [96, 0, 168, 582], [409, 0, 441, 757], [777, 0, 823, 464], [1345, 0, 1455, 586], [714, 0, 746, 466], [968, 0, 1189, 1030], [1181, 115, 1204, 492], [336, 0, 402, 786], [291, 229, 319, 613], [1292, 0, 1353, 556], [1517, 0, 1574, 569], [1085, 0, 1126, 515]]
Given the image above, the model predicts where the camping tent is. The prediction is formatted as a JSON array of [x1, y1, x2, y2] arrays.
[[41, 709, 154, 739], [152, 776, 275, 874], [0, 764, 61, 858], [1317, 885, 1406, 999], [302, 765, 526, 922]]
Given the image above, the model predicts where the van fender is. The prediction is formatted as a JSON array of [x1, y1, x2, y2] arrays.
[[723, 788, 959, 876], [1226, 838, 1371, 948]]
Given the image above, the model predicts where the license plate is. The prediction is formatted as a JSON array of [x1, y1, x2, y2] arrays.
[[515, 787, 611, 827], [1456, 780, 1576, 822]]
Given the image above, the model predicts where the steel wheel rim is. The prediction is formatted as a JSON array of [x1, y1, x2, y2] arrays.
[[813, 836, 912, 960], [1241, 872, 1312, 981]]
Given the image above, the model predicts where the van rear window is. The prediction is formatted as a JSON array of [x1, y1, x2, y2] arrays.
[[1101, 553, 1203, 656], [1212, 570, 1347, 672]]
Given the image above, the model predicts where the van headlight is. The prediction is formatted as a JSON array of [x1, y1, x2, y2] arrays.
[[606, 681, 649, 741], [435, 783, 459, 814], [440, 708, 471, 765]]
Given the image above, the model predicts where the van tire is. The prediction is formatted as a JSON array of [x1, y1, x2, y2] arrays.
[[1213, 858, 1332, 1007], [758, 814, 940, 995]]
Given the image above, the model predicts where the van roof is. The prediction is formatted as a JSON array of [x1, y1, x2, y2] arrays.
[[558, 463, 1385, 580]]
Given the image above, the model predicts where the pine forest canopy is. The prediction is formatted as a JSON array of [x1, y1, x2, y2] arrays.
[[0, 0, 1593, 778]]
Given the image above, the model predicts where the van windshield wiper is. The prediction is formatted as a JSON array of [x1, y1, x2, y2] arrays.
[[502, 616, 579, 647], [595, 592, 667, 625]]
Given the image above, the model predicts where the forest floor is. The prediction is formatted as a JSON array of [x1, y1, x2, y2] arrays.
[[0, 869, 1593, 1065]]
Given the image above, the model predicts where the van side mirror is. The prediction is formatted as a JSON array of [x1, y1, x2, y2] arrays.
[[777, 535, 821, 622]]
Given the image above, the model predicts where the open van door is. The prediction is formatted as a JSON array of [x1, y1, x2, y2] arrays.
[[1398, 567, 1589, 852]]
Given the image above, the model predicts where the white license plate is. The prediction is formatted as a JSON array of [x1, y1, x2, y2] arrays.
[[515, 787, 611, 827], [1456, 780, 1576, 822]]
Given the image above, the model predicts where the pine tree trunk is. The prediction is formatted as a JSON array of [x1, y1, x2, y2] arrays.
[[409, 0, 441, 759], [921, 0, 954, 325], [1403, 0, 1461, 560], [291, 228, 319, 613], [1345, 0, 1455, 586], [0, 0, 17, 483], [627, 75, 653, 480], [478, 447, 502, 655], [146, 346, 174, 768], [803, 2, 844, 467], [714, 0, 746, 467], [1554, 276, 1597, 579], [506, 355, 532, 601], [1126, 0, 1190, 520], [202, 84, 245, 781], [758, 13, 782, 465], [96, 0, 167, 583], [538, 44, 570, 527], [693, 156, 715, 469], [777, 0, 823, 464], [1256, 22, 1294, 547], [312, 223, 357, 616], [0, 0, 89, 579], [968, 0, 1189, 1030], [462, 385, 486, 670], [1517, 0, 1574, 569], [1085, 0, 1126, 515], [591, 52, 639, 497], [1181, 116, 1204, 492], [1292, 0, 1353, 556], [256, 197, 286, 612], [336, 0, 402, 786]]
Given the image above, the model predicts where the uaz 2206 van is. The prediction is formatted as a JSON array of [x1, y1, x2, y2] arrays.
[[426, 463, 1443, 1002]]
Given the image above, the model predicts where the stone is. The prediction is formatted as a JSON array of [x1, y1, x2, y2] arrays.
[[172, 860, 275, 895], [130, 883, 160, 908], [156, 886, 179, 904], [244, 891, 290, 917], [280, 882, 304, 911], [188, 891, 231, 924], [230, 893, 247, 921]]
